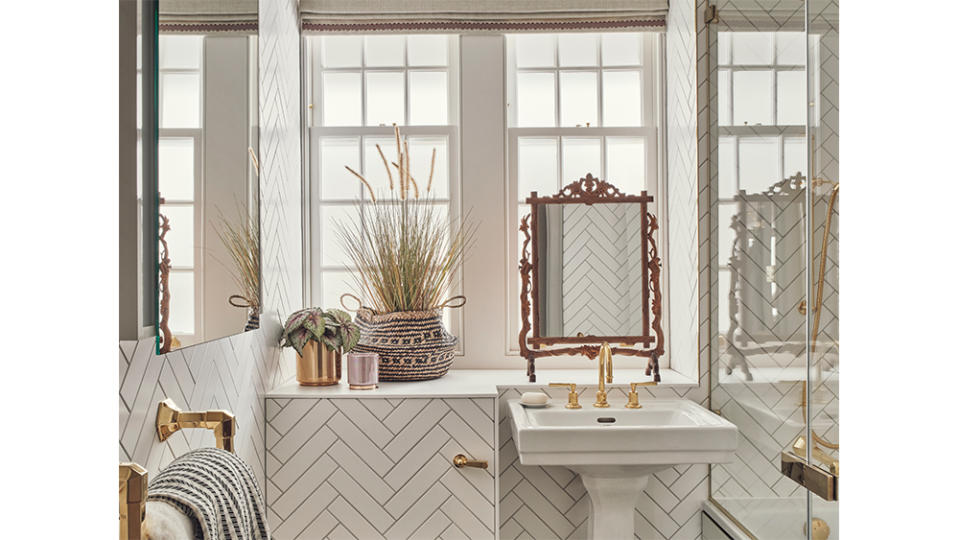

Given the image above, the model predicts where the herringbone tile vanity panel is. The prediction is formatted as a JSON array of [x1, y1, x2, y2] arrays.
[[119, 0, 302, 490], [266, 398, 496, 540]]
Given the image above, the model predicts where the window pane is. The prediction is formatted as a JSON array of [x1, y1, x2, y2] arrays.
[[408, 35, 449, 66], [777, 70, 806, 125], [558, 33, 598, 67], [514, 34, 556, 68], [362, 137, 396, 198], [168, 271, 195, 334], [783, 137, 806, 179], [322, 270, 358, 312], [321, 72, 362, 126], [601, 34, 642, 66], [733, 70, 772, 125], [320, 204, 359, 267], [605, 137, 645, 193], [718, 136, 736, 198], [158, 138, 195, 201], [718, 69, 731, 126], [776, 32, 806, 65], [516, 72, 556, 127], [159, 35, 202, 69], [160, 205, 194, 267], [409, 137, 450, 199], [320, 138, 361, 200], [366, 72, 405, 126], [717, 204, 735, 266], [732, 32, 774, 65], [518, 138, 559, 200], [559, 72, 597, 127], [160, 73, 201, 128], [321, 36, 363, 67], [409, 71, 448, 125], [602, 70, 642, 126], [738, 137, 779, 193], [562, 138, 601, 182], [717, 33, 731, 65], [364, 36, 405, 67]]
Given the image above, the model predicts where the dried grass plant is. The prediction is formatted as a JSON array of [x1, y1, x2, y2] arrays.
[[216, 202, 261, 312], [337, 126, 474, 313]]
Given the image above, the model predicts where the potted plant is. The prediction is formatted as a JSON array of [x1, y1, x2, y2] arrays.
[[337, 126, 474, 381], [281, 308, 360, 386]]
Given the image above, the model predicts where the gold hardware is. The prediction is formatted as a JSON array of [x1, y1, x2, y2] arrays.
[[593, 342, 614, 408], [793, 435, 839, 477], [156, 399, 237, 453], [781, 451, 838, 501], [712, 409, 722, 416], [452, 454, 488, 469], [625, 381, 658, 409], [119, 463, 147, 540], [548, 382, 583, 409]]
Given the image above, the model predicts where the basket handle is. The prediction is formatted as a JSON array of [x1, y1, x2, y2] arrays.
[[438, 295, 467, 309], [340, 293, 363, 312], [229, 295, 252, 308]]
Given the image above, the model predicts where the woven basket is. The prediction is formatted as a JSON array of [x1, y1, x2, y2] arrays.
[[352, 308, 457, 381]]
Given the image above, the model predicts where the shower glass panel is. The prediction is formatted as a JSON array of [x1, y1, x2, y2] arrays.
[[709, 1, 839, 538]]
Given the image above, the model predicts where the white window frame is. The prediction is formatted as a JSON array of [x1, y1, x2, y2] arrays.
[[504, 33, 665, 358], [303, 36, 464, 352], [150, 35, 206, 345]]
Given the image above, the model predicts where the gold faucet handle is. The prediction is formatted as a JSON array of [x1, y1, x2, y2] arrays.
[[548, 382, 582, 409], [625, 381, 658, 409]]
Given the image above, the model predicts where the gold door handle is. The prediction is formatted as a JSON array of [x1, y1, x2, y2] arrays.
[[548, 382, 582, 409], [452, 454, 488, 469]]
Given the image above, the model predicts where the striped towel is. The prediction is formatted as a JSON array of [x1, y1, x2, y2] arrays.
[[147, 448, 270, 540]]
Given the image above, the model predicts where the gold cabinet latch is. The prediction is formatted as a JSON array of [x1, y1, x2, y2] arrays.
[[452, 454, 488, 469]]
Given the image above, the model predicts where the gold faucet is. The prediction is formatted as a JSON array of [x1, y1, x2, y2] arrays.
[[594, 342, 614, 408]]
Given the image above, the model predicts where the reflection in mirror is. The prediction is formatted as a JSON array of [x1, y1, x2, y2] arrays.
[[154, 0, 259, 353], [536, 202, 648, 338]]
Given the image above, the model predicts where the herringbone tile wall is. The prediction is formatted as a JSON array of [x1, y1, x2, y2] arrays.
[[560, 204, 646, 337], [265, 398, 496, 540], [119, 0, 303, 489]]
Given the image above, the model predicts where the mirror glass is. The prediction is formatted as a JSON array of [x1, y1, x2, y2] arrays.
[[535, 202, 647, 338], [155, 0, 259, 352]]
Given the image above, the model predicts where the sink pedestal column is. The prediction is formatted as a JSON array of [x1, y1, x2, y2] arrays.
[[572, 465, 667, 539]]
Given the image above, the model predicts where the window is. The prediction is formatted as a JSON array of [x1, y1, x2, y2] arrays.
[[305, 35, 461, 340], [505, 33, 663, 354], [145, 35, 204, 342]]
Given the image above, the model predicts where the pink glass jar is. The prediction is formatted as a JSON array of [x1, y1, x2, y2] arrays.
[[347, 352, 378, 390]]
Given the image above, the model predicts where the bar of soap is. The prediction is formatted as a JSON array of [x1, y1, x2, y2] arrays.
[[521, 392, 548, 405]]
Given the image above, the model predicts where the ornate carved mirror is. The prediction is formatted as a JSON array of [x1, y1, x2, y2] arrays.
[[519, 175, 665, 382]]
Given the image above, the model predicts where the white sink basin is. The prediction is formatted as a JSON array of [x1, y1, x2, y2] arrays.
[[509, 399, 738, 539]]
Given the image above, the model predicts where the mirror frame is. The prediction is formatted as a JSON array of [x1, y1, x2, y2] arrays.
[[518, 174, 665, 382]]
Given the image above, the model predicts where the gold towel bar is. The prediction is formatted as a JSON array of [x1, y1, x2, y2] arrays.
[[119, 463, 147, 540], [156, 399, 237, 453]]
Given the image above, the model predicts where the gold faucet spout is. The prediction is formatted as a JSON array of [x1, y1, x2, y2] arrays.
[[595, 342, 612, 408]]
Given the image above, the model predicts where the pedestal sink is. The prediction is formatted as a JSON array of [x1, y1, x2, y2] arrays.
[[509, 399, 738, 539]]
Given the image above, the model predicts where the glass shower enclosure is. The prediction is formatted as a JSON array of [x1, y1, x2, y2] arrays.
[[708, 1, 839, 538]]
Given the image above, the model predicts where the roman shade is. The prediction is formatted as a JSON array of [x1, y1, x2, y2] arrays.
[[300, 0, 670, 33], [158, 0, 258, 32]]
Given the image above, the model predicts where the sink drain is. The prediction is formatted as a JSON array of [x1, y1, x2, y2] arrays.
[[597, 417, 616, 424]]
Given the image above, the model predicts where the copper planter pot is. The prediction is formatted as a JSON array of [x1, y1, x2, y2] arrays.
[[296, 341, 341, 386]]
